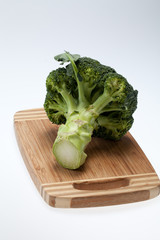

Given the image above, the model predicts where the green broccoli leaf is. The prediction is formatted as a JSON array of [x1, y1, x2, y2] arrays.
[[54, 51, 80, 65]]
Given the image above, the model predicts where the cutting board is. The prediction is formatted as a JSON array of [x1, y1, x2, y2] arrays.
[[14, 108, 160, 208]]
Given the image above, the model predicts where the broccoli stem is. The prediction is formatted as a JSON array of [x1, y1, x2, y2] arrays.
[[99, 107, 125, 113], [59, 89, 76, 114], [93, 91, 113, 114], [65, 52, 88, 108], [53, 108, 96, 169], [52, 53, 99, 169]]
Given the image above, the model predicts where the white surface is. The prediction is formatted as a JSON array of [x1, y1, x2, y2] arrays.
[[0, 0, 160, 239]]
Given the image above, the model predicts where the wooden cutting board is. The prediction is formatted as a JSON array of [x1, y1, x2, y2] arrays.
[[14, 108, 160, 208]]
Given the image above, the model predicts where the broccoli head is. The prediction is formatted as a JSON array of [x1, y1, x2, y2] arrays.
[[44, 51, 138, 169]]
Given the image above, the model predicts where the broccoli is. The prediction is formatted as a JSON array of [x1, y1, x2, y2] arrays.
[[44, 51, 138, 169]]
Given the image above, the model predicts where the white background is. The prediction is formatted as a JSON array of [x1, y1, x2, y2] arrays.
[[0, 0, 160, 239]]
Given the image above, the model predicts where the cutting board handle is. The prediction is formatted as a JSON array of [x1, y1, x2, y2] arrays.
[[73, 177, 130, 191], [41, 173, 160, 207]]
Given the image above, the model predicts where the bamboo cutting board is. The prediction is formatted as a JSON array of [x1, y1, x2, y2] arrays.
[[14, 108, 160, 208]]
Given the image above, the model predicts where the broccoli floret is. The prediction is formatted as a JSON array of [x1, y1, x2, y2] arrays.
[[44, 51, 138, 169], [92, 73, 138, 140], [44, 67, 77, 124]]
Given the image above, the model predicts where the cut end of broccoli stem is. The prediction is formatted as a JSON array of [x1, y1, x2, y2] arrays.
[[53, 139, 87, 169]]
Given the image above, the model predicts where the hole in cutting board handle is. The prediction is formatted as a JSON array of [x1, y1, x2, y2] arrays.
[[73, 178, 130, 191]]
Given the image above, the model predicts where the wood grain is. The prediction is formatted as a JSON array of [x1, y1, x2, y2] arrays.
[[14, 108, 160, 208]]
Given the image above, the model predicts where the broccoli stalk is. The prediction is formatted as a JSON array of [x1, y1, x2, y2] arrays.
[[44, 51, 138, 169], [53, 52, 98, 169], [53, 109, 96, 169]]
